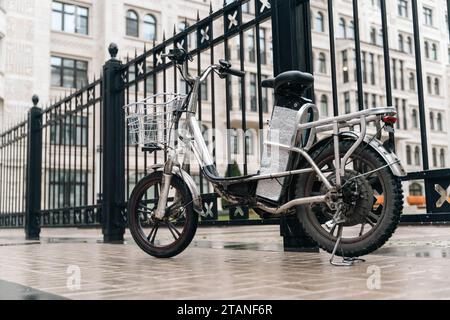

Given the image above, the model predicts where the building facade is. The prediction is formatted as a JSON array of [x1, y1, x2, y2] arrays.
[[0, 0, 448, 213]]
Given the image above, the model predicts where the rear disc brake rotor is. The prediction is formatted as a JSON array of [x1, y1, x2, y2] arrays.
[[319, 170, 374, 227]]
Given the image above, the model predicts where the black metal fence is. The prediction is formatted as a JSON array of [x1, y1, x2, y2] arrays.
[[0, 120, 28, 228], [0, 0, 450, 244], [39, 79, 103, 228]]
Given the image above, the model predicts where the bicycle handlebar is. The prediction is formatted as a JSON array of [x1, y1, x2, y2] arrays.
[[222, 68, 245, 78]]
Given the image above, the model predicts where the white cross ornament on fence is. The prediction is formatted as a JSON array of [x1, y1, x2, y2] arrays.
[[156, 52, 163, 66], [234, 207, 245, 217], [435, 184, 450, 208], [228, 11, 238, 29], [137, 62, 144, 76], [200, 26, 210, 44], [259, 0, 271, 13], [204, 202, 214, 217], [176, 40, 185, 50]]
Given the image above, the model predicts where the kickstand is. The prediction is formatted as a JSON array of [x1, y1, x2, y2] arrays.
[[329, 225, 366, 267]]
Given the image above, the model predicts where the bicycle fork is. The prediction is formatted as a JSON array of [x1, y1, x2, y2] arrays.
[[154, 151, 176, 220]]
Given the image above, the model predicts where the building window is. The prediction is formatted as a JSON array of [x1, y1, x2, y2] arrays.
[[342, 50, 349, 83], [248, 29, 256, 63], [316, 12, 325, 32], [440, 149, 446, 168], [51, 56, 88, 89], [398, 34, 404, 52], [423, 7, 433, 26], [348, 21, 355, 39], [52, 1, 89, 35], [50, 115, 88, 147], [402, 100, 407, 130], [231, 129, 239, 155], [424, 41, 430, 59], [126, 10, 139, 37], [437, 113, 443, 131], [426, 76, 432, 94], [412, 109, 418, 128], [200, 81, 208, 101], [259, 28, 267, 65], [430, 112, 435, 130], [362, 52, 367, 83], [261, 77, 269, 113], [406, 145, 412, 165], [250, 73, 257, 112], [245, 130, 255, 156], [409, 72, 415, 91], [409, 183, 423, 196], [414, 146, 421, 166], [434, 78, 440, 95], [407, 36, 413, 53], [431, 43, 438, 60], [49, 170, 87, 208], [338, 18, 346, 38], [398, 0, 408, 17], [318, 52, 327, 74], [144, 14, 157, 41], [432, 148, 438, 167], [369, 53, 375, 85], [146, 75, 154, 95], [400, 61, 405, 91], [344, 92, 351, 114], [370, 27, 377, 45], [392, 59, 397, 90], [320, 95, 328, 117]]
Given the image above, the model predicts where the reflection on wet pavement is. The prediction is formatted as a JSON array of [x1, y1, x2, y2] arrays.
[[1, 225, 450, 300]]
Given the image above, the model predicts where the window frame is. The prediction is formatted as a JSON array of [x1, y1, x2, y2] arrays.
[[52, 1, 89, 35], [51, 56, 88, 89], [126, 9, 139, 38]]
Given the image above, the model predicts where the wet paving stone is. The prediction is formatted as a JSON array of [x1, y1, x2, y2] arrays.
[[0, 225, 450, 300]]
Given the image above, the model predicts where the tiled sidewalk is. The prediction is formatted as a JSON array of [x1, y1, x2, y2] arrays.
[[1, 225, 450, 300]]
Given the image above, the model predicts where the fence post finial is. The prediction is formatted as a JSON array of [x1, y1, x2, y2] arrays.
[[32, 95, 39, 107], [108, 43, 119, 59]]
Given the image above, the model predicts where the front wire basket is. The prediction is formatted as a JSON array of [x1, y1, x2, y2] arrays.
[[124, 93, 186, 147]]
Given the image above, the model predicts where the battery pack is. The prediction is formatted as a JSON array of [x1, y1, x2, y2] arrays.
[[256, 106, 299, 202]]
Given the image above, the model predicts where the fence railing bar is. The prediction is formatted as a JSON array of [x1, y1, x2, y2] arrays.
[[255, 20, 265, 159], [327, 0, 339, 117], [352, 0, 364, 111], [380, 0, 393, 107], [121, 13, 272, 73], [411, 0, 429, 171]]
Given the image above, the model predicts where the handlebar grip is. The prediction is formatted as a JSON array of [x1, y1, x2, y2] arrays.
[[225, 68, 246, 78]]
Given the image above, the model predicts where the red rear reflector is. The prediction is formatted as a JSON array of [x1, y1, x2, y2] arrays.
[[382, 116, 397, 124]]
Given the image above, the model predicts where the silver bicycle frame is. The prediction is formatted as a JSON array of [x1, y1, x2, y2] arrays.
[[154, 61, 403, 219]]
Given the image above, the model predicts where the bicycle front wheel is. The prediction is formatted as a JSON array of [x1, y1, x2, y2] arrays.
[[128, 171, 198, 258]]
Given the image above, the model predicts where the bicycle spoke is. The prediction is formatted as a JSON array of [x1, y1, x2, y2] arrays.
[[147, 224, 159, 244], [137, 203, 154, 214], [365, 218, 375, 227], [166, 220, 181, 240], [359, 223, 366, 237]]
